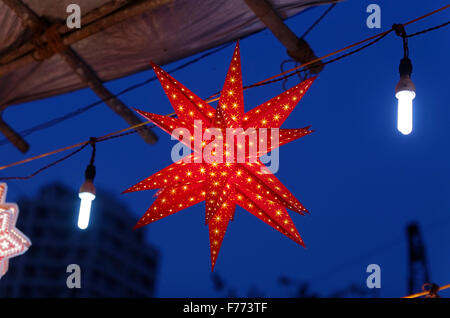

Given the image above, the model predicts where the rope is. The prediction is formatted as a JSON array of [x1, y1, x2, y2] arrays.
[[0, 5, 449, 175], [31, 22, 68, 61]]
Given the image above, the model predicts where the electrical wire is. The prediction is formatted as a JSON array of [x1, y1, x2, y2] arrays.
[[6, 4, 447, 145], [301, 3, 336, 39], [0, 123, 159, 181], [0, 142, 90, 180], [406, 20, 450, 38], [0, 42, 233, 146], [0, 29, 389, 174], [249, 28, 391, 89], [244, 4, 450, 91], [404, 283, 450, 298], [279, 2, 336, 90], [0, 5, 449, 176], [203, 12, 450, 103], [0, 118, 169, 178]]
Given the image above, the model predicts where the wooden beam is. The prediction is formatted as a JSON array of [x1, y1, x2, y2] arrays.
[[0, 0, 173, 77], [0, 1, 33, 152], [62, 0, 173, 48], [0, 0, 134, 65], [61, 48, 158, 144], [1, 0, 158, 147], [0, 115, 29, 153], [244, 0, 324, 74]]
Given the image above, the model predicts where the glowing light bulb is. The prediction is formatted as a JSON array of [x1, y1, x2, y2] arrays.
[[395, 57, 415, 135], [77, 163, 96, 230], [78, 191, 95, 230], [396, 90, 415, 135]]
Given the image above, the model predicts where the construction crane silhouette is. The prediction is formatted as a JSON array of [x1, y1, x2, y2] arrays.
[[407, 222, 430, 294]]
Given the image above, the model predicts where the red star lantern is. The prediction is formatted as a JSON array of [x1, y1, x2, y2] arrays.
[[0, 183, 31, 278], [124, 42, 316, 269]]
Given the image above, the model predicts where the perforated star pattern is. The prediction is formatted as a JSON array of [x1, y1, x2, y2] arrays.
[[0, 183, 31, 278], [124, 42, 316, 269]]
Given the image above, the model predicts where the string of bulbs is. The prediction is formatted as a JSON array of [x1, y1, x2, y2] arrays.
[[0, 5, 448, 231], [1, 6, 448, 174]]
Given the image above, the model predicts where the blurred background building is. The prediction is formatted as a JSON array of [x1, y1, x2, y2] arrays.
[[0, 183, 159, 297]]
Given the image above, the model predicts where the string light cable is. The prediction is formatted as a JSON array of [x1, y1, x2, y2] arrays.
[[0, 123, 159, 180], [197, 5, 450, 102], [0, 42, 234, 146], [2, 4, 447, 147], [406, 20, 450, 38], [0, 4, 449, 179], [280, 2, 337, 89], [0, 2, 337, 145], [404, 283, 450, 298], [301, 3, 337, 39]]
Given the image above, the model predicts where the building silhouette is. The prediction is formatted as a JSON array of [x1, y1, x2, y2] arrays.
[[0, 183, 158, 297]]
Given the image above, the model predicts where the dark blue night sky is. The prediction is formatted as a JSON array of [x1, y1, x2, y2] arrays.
[[1, 0, 449, 297]]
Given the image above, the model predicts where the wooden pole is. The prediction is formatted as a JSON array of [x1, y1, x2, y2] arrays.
[[0, 116, 29, 153], [244, 0, 324, 74], [0, 0, 173, 77], [61, 48, 158, 144], [0, 0, 134, 65], [1, 0, 158, 148]]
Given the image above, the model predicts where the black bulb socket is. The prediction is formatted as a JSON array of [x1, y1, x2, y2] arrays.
[[84, 164, 96, 181], [399, 57, 413, 77]]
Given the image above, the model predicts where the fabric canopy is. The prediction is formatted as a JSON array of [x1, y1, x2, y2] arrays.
[[0, 0, 335, 110]]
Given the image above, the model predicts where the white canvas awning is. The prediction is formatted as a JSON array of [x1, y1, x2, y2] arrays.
[[0, 0, 336, 151]]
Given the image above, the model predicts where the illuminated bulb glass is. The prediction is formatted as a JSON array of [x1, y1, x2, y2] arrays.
[[77, 192, 95, 230], [396, 90, 415, 135]]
